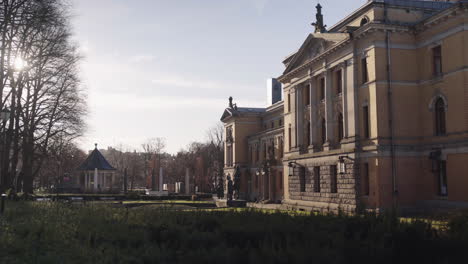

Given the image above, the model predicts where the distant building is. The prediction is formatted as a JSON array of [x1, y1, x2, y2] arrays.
[[221, 84, 284, 202], [222, 0, 468, 213]]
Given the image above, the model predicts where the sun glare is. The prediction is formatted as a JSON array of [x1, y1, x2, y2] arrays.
[[13, 57, 27, 71]]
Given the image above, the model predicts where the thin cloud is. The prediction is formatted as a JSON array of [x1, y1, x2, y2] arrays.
[[129, 54, 156, 63], [252, 0, 269, 15]]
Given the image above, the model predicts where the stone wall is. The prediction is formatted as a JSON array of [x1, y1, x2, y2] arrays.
[[288, 161, 358, 212]]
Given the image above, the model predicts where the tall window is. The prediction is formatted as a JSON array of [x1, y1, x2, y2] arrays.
[[313, 166, 321, 192], [362, 163, 370, 196], [306, 121, 311, 146], [304, 85, 310, 106], [250, 146, 254, 164], [435, 98, 446, 136], [437, 160, 448, 196], [256, 145, 260, 162], [299, 167, 306, 192], [432, 45, 442, 76], [226, 145, 233, 167], [330, 165, 337, 193], [321, 118, 326, 145], [336, 69, 342, 94], [263, 142, 267, 160], [363, 106, 370, 139], [288, 125, 292, 150], [338, 113, 344, 142], [279, 138, 283, 158], [319, 78, 325, 101], [362, 57, 368, 84], [287, 93, 291, 112], [279, 119, 282, 126]]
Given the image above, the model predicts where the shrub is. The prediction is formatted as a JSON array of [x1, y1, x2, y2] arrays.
[[0, 202, 467, 263]]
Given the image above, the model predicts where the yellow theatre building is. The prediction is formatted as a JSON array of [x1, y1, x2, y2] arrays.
[[221, 0, 468, 213]]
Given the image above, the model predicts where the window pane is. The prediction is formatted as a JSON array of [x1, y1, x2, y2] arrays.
[[314, 167, 321, 192], [433, 46, 442, 76], [362, 58, 368, 84], [336, 70, 342, 94], [330, 165, 337, 193], [299, 167, 306, 192], [363, 106, 370, 139]]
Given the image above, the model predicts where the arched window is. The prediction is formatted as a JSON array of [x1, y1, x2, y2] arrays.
[[337, 113, 344, 142], [435, 98, 446, 135], [321, 118, 326, 145]]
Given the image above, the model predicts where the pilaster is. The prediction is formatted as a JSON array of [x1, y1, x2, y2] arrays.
[[323, 70, 334, 151]]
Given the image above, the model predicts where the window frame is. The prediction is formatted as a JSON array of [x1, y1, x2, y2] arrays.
[[304, 84, 311, 106], [436, 160, 448, 196], [337, 112, 344, 142], [362, 163, 370, 196], [313, 166, 321, 192], [361, 57, 368, 84], [435, 98, 446, 136], [336, 69, 342, 95], [319, 77, 325, 101], [432, 45, 442, 77], [363, 105, 370, 139], [321, 118, 326, 145], [330, 165, 338, 193], [299, 167, 306, 193]]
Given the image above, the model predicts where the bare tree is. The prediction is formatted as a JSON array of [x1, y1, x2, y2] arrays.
[[0, 0, 86, 193], [141, 137, 166, 190]]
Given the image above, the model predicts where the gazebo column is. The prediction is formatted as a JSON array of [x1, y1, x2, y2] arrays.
[[94, 168, 98, 192]]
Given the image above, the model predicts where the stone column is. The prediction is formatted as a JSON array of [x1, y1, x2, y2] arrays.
[[309, 77, 318, 152], [344, 58, 358, 144], [296, 85, 303, 150], [185, 168, 190, 195], [290, 87, 298, 150], [341, 64, 349, 138], [324, 70, 334, 151], [159, 167, 163, 192], [84, 173, 88, 191], [94, 168, 98, 192]]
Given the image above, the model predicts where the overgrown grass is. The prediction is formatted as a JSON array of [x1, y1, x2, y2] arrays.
[[0, 201, 467, 263]]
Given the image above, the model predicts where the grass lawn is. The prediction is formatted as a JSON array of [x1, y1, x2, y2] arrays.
[[0, 201, 467, 263]]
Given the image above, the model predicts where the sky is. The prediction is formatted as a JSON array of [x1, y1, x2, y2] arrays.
[[71, 0, 365, 154]]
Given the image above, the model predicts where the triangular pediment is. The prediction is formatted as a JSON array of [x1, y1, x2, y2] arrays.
[[220, 108, 234, 122], [283, 33, 349, 75]]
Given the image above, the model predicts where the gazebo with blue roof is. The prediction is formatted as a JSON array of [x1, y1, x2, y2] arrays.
[[77, 144, 117, 193]]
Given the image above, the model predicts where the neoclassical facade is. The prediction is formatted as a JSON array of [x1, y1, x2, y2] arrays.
[[221, 92, 284, 202], [222, 0, 468, 212]]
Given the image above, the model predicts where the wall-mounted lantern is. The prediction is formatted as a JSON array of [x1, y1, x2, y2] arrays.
[[288, 161, 301, 177], [338, 156, 354, 175]]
